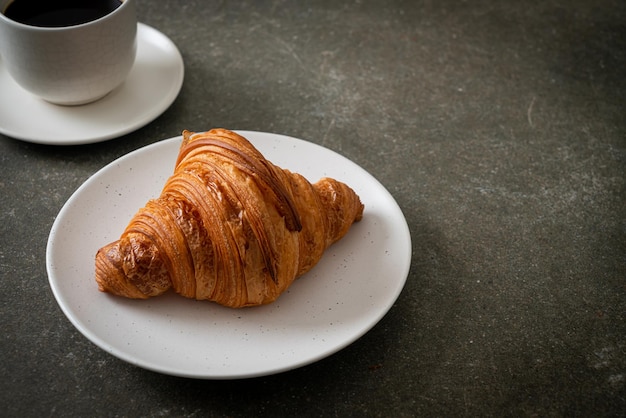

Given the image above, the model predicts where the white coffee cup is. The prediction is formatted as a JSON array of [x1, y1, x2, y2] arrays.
[[0, 0, 137, 105]]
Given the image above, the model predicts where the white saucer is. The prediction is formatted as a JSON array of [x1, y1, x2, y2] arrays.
[[46, 131, 412, 379], [0, 23, 184, 145]]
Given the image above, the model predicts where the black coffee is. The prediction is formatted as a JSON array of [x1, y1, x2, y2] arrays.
[[3, 0, 123, 27]]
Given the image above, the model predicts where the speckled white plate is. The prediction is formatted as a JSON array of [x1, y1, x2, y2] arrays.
[[0, 23, 184, 145], [46, 131, 411, 379]]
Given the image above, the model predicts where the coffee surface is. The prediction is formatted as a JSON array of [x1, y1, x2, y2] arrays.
[[3, 0, 123, 27]]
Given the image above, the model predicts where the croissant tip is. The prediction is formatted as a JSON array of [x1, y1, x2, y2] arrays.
[[355, 203, 364, 222]]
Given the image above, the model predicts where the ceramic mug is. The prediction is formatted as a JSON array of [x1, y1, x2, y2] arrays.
[[0, 0, 137, 105]]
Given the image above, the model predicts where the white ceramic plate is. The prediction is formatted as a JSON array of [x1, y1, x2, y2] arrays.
[[0, 23, 184, 145], [46, 131, 411, 379]]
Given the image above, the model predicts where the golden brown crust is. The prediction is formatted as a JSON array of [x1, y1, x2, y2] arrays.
[[95, 128, 364, 307]]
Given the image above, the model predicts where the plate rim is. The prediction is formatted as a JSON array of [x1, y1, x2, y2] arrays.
[[46, 131, 412, 379]]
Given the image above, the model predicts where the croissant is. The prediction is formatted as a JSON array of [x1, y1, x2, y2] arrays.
[[95, 128, 364, 308]]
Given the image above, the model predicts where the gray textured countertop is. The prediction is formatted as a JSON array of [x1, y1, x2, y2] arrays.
[[1, 0, 625, 416]]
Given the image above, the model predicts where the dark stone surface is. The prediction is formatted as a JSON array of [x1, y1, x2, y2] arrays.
[[1, 0, 625, 416]]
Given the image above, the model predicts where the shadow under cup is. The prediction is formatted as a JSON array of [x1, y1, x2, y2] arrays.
[[0, 0, 137, 105]]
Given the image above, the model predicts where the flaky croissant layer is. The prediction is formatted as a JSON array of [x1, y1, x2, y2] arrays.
[[95, 129, 364, 307]]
